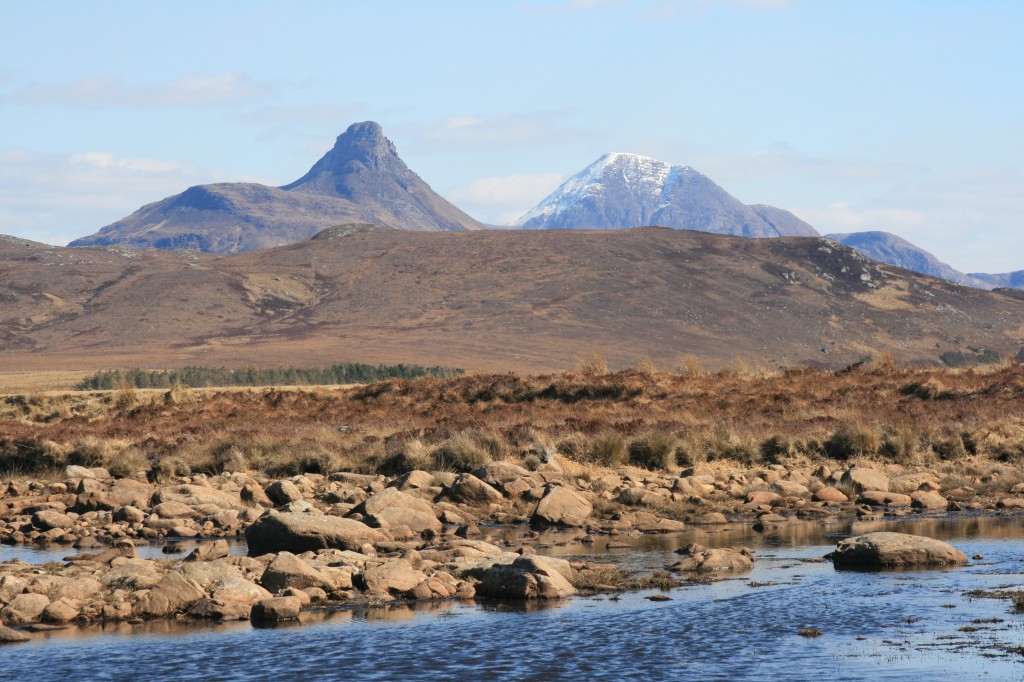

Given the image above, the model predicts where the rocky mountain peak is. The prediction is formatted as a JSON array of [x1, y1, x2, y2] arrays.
[[282, 121, 403, 191]]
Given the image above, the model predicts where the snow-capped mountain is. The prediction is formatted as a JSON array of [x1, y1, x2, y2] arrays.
[[514, 152, 818, 237]]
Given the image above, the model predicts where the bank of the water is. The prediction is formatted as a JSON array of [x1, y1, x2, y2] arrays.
[[4, 515, 1024, 681]]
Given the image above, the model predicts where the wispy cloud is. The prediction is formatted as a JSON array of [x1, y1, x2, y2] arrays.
[[10, 73, 278, 109], [445, 172, 566, 224], [0, 147, 217, 245]]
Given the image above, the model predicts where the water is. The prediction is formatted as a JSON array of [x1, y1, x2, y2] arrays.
[[4, 515, 1024, 681]]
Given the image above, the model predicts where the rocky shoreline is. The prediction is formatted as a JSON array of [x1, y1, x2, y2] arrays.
[[1, 459, 1019, 642]]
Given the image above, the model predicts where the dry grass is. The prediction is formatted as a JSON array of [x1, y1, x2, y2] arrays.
[[1, 362, 1024, 480]]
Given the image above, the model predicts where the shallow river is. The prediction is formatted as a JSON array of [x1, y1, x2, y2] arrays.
[[4, 515, 1024, 681]]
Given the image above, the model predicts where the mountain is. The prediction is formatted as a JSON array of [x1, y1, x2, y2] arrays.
[[4, 227, 1022, 374], [68, 122, 483, 253], [514, 152, 818, 237], [826, 231, 990, 288], [969, 270, 1024, 289]]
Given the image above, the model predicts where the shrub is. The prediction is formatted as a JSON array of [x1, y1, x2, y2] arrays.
[[577, 352, 609, 376], [931, 430, 968, 461], [556, 433, 589, 461], [587, 431, 627, 466], [824, 424, 879, 459], [707, 425, 761, 465], [114, 379, 138, 410], [628, 431, 677, 470], [636, 357, 658, 375], [900, 379, 949, 400], [434, 434, 492, 472], [150, 456, 191, 482], [879, 425, 919, 464], [675, 355, 705, 378], [106, 447, 150, 479], [760, 435, 797, 464]]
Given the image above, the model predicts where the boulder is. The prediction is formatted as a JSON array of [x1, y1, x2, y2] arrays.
[[245, 511, 388, 556], [241, 483, 273, 507], [446, 474, 504, 506], [690, 512, 728, 525], [359, 559, 429, 596], [669, 543, 755, 572], [478, 555, 576, 600], [772, 480, 809, 497], [531, 485, 592, 527], [996, 498, 1024, 509], [185, 539, 230, 562], [152, 501, 200, 520], [910, 491, 948, 510], [367, 507, 441, 535], [42, 598, 80, 623], [831, 532, 968, 569], [744, 491, 782, 507], [134, 571, 206, 617], [0, 593, 50, 625], [857, 491, 912, 506], [0, 623, 30, 643], [31, 510, 75, 531], [113, 505, 147, 524], [840, 467, 889, 493], [211, 576, 273, 605], [187, 598, 252, 621], [812, 486, 848, 504], [259, 551, 346, 593], [390, 470, 436, 491], [265, 481, 304, 506], [251, 596, 301, 622], [151, 485, 244, 511]]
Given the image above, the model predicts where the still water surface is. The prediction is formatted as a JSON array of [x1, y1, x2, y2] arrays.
[[4, 515, 1024, 681]]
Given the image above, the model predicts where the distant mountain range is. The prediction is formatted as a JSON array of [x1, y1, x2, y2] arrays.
[[69, 122, 482, 253], [65, 120, 1019, 288], [515, 152, 818, 237]]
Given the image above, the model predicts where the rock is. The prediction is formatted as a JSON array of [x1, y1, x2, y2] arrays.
[[265, 481, 304, 506], [910, 491, 948, 510], [670, 543, 755, 572], [151, 485, 244, 511], [889, 473, 941, 494], [390, 470, 436, 490], [251, 596, 301, 622], [812, 486, 848, 504], [357, 487, 435, 517], [259, 551, 346, 593], [134, 571, 206, 617], [690, 512, 728, 525], [445, 474, 504, 506], [857, 491, 912, 506], [831, 532, 969, 569], [367, 507, 441, 535], [996, 498, 1024, 509], [113, 505, 147, 524], [187, 598, 252, 621], [1, 593, 51, 625], [42, 598, 79, 623], [245, 511, 388, 556], [478, 555, 576, 600], [0, 624, 31, 643], [744, 491, 782, 507], [241, 483, 273, 507], [64, 465, 95, 480], [840, 467, 889, 493], [531, 485, 592, 527], [211, 577, 272, 605], [152, 501, 199, 520], [185, 540, 230, 562], [772, 480, 809, 497], [359, 559, 429, 596], [31, 509, 76, 531]]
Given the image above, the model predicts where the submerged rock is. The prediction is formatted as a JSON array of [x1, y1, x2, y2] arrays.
[[831, 532, 968, 569], [669, 543, 754, 572], [478, 555, 576, 600]]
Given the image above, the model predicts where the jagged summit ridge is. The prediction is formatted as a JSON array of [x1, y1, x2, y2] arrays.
[[282, 121, 403, 193], [515, 153, 817, 237]]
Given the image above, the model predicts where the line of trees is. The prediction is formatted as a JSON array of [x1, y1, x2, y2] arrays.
[[75, 363, 463, 390]]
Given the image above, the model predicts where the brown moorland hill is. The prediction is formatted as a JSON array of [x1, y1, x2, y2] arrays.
[[1, 227, 1022, 375]]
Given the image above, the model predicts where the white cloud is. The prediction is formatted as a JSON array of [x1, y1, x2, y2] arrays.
[[445, 173, 566, 225], [0, 147, 217, 245], [11, 73, 277, 109]]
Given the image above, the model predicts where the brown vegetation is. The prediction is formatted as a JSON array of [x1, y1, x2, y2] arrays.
[[2, 360, 1024, 482]]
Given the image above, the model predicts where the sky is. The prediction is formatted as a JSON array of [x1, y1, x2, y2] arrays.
[[1, 0, 1021, 273]]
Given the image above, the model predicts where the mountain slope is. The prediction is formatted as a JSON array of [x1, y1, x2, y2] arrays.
[[515, 153, 818, 237], [826, 231, 990, 288], [969, 270, 1024, 289], [4, 227, 1022, 374], [68, 122, 482, 253]]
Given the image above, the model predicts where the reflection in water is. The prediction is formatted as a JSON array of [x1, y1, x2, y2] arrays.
[[3, 515, 1024, 681]]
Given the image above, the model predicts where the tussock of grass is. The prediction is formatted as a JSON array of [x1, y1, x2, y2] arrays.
[[588, 431, 628, 467], [628, 430, 677, 470]]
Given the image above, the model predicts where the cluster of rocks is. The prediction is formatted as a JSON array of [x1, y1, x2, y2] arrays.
[[0, 458, 1007, 641]]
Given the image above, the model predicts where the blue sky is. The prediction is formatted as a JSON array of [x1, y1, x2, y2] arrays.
[[1, 0, 1021, 272]]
